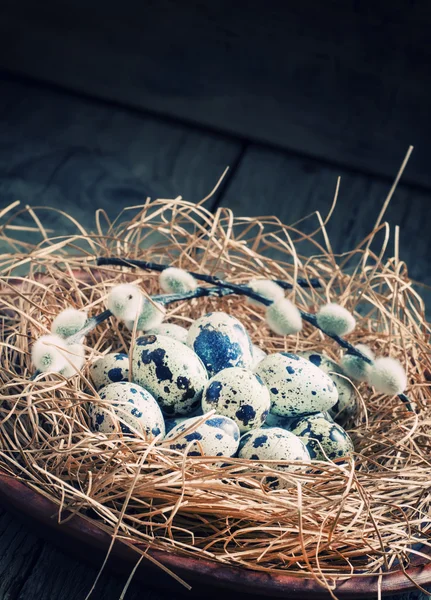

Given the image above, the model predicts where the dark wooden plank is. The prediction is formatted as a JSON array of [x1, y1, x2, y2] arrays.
[[14, 543, 174, 600], [0, 0, 430, 187], [0, 508, 43, 600], [0, 77, 242, 236], [218, 146, 431, 300]]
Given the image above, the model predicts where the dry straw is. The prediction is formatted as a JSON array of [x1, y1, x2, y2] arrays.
[[0, 176, 430, 597]]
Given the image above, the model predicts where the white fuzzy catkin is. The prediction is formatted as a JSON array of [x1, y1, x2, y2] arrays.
[[368, 357, 407, 395], [125, 300, 166, 331], [32, 334, 69, 373], [60, 343, 86, 377], [51, 308, 88, 338], [246, 279, 284, 307], [107, 284, 143, 321], [316, 303, 356, 336], [341, 343, 375, 381], [159, 268, 197, 294], [265, 298, 302, 335]]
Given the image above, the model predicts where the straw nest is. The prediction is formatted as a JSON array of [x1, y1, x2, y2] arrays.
[[0, 194, 430, 596]]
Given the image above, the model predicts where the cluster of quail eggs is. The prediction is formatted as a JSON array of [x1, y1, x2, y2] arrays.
[[30, 261, 411, 489], [88, 307, 357, 474]]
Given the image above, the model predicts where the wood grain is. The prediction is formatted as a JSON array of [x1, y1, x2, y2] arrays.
[[0, 507, 43, 600], [14, 544, 168, 600], [217, 146, 431, 306], [0, 77, 242, 237], [0, 1, 430, 186]]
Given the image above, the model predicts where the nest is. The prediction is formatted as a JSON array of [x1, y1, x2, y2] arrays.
[[0, 195, 430, 597]]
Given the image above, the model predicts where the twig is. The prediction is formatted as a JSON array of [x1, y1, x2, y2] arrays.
[[96, 257, 320, 290], [96, 256, 413, 412]]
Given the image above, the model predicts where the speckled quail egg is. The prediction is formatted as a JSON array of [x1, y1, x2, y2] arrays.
[[88, 381, 165, 439], [290, 414, 354, 461], [255, 352, 338, 417], [252, 345, 267, 368], [164, 414, 240, 457], [238, 427, 310, 465], [131, 334, 208, 416], [187, 312, 253, 377], [90, 352, 129, 390], [238, 427, 310, 489], [298, 351, 358, 424], [202, 367, 270, 433], [147, 322, 188, 343]]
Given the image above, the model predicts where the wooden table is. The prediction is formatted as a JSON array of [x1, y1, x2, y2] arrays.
[[0, 70, 430, 599]]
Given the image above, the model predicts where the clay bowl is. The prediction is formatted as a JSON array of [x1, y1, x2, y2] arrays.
[[1, 272, 430, 598], [1, 470, 430, 598]]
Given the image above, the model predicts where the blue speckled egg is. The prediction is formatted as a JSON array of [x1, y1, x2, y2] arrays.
[[186, 312, 253, 377], [238, 427, 310, 465], [290, 414, 354, 461], [238, 427, 310, 489], [147, 322, 188, 343], [90, 352, 129, 390], [298, 351, 358, 424], [255, 352, 338, 417], [131, 334, 208, 416], [202, 367, 270, 433], [88, 381, 165, 439], [164, 414, 240, 457]]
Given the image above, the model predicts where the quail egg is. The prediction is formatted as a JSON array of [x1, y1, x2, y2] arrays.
[[164, 414, 240, 457], [238, 427, 310, 487], [131, 334, 208, 416], [298, 351, 358, 424], [255, 352, 338, 417], [88, 381, 165, 439], [202, 367, 270, 433], [290, 414, 354, 461], [238, 427, 310, 463], [187, 312, 253, 377], [147, 322, 188, 343], [90, 352, 129, 390]]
